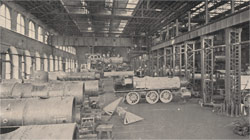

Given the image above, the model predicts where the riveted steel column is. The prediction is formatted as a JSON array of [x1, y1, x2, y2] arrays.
[[225, 28, 242, 116], [201, 36, 214, 104]]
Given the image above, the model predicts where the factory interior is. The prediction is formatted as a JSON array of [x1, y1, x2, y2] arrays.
[[0, 0, 250, 139]]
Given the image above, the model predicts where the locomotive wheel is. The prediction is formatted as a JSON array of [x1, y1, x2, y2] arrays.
[[243, 93, 250, 107], [160, 90, 173, 103], [126, 92, 140, 105], [146, 91, 159, 104]]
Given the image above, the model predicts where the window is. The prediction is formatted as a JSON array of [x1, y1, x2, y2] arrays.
[[21, 56, 25, 78], [0, 4, 11, 29], [35, 52, 40, 70], [44, 31, 49, 44], [17, 13, 25, 35], [5, 52, 11, 79], [28, 21, 35, 39], [38, 26, 43, 42]]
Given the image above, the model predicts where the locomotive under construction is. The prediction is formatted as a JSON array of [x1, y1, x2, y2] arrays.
[[115, 76, 191, 105]]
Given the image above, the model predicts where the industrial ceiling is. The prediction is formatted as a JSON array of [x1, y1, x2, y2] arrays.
[[14, 0, 249, 37]]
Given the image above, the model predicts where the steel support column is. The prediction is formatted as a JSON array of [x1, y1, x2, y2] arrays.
[[179, 44, 185, 75], [157, 49, 160, 76], [231, 0, 235, 13], [172, 45, 176, 75], [173, 45, 181, 76], [205, 0, 209, 24], [164, 48, 167, 68], [188, 11, 191, 31], [184, 41, 195, 80], [166, 47, 173, 76], [224, 28, 242, 116], [201, 36, 214, 104]]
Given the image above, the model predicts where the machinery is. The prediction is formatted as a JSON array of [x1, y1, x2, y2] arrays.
[[85, 53, 128, 72], [115, 76, 190, 105]]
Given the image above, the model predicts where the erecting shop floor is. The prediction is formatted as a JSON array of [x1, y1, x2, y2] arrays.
[[102, 96, 248, 139]]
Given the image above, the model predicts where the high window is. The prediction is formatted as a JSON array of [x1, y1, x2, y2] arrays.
[[17, 13, 25, 35], [44, 31, 49, 44], [38, 26, 43, 42], [0, 4, 11, 29], [28, 21, 35, 39]]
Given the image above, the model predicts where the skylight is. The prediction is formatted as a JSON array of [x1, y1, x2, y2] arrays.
[[191, 2, 205, 11], [81, 0, 87, 6], [111, 0, 139, 34], [125, 0, 139, 16], [116, 20, 128, 33], [105, 0, 113, 8], [210, 1, 231, 17]]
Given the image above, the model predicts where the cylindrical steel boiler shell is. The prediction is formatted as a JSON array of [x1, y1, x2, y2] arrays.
[[46, 81, 85, 104], [84, 80, 99, 93], [0, 83, 34, 98], [0, 83, 17, 98], [48, 71, 67, 81], [0, 123, 78, 140], [104, 71, 134, 77], [133, 76, 181, 89], [30, 71, 49, 83], [57, 72, 100, 81], [0, 82, 84, 105], [214, 56, 226, 62], [0, 97, 76, 127]]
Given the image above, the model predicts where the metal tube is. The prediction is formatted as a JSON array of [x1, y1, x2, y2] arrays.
[[30, 71, 49, 83], [0, 82, 85, 105], [133, 76, 185, 89], [104, 71, 134, 77], [84, 80, 100, 94], [0, 97, 76, 127], [0, 123, 78, 139], [45, 81, 85, 104], [56, 72, 100, 81]]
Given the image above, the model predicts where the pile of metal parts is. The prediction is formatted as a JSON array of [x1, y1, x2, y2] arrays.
[[0, 70, 106, 140], [233, 118, 250, 136]]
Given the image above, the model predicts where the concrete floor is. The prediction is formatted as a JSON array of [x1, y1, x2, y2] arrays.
[[100, 93, 249, 139]]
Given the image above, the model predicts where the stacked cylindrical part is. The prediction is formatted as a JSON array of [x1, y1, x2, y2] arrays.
[[0, 97, 76, 127], [0, 82, 85, 105], [56, 72, 100, 81], [0, 123, 78, 139], [29, 70, 49, 83]]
